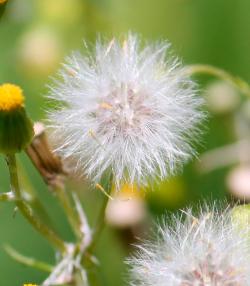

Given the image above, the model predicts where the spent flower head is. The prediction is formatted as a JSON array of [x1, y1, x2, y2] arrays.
[[48, 34, 204, 188], [127, 205, 250, 286]]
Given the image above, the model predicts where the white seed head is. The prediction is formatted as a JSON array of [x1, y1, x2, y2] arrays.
[[47, 34, 204, 188], [127, 206, 250, 286]]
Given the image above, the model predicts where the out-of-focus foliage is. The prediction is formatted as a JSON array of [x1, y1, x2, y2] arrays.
[[0, 0, 250, 285]]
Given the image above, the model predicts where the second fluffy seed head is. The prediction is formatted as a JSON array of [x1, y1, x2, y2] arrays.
[[127, 206, 250, 286]]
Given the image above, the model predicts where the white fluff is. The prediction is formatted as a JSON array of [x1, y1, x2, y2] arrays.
[[47, 34, 204, 188], [127, 206, 250, 286]]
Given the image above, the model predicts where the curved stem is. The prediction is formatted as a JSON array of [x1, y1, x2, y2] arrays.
[[54, 184, 83, 240], [87, 173, 113, 252], [18, 160, 57, 232], [5, 244, 53, 273], [5, 154, 67, 253], [183, 64, 250, 97]]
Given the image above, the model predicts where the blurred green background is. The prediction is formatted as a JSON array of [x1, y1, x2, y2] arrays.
[[0, 0, 250, 285]]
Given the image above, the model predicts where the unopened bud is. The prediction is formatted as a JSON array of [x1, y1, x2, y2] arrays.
[[0, 83, 34, 154]]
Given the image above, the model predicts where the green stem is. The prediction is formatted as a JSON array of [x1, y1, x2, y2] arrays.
[[88, 174, 113, 252], [5, 154, 67, 253], [18, 160, 57, 232], [5, 244, 53, 273], [54, 184, 83, 240], [183, 64, 250, 97]]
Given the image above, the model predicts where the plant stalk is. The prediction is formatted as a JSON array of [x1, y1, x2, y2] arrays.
[[183, 64, 250, 97], [6, 154, 67, 253], [54, 184, 83, 240], [87, 173, 113, 252]]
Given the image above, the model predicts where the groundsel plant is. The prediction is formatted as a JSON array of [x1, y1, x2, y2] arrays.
[[48, 33, 204, 188], [1, 31, 250, 286], [127, 206, 250, 286]]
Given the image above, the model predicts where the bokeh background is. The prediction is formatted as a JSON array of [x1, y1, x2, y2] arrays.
[[0, 0, 250, 285]]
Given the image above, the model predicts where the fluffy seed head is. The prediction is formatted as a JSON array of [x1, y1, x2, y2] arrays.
[[48, 34, 204, 188], [127, 206, 250, 286]]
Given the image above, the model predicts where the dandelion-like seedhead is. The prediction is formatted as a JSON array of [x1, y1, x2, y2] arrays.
[[48, 34, 204, 188], [127, 206, 250, 286]]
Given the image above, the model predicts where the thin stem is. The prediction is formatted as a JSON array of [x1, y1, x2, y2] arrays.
[[5, 244, 53, 273], [54, 184, 83, 240], [18, 160, 57, 231], [183, 64, 250, 97], [5, 154, 67, 253], [88, 174, 113, 252]]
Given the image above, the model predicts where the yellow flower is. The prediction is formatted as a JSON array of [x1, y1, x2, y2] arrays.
[[0, 83, 34, 154], [23, 284, 37, 286], [0, 84, 24, 111], [0, 0, 7, 4]]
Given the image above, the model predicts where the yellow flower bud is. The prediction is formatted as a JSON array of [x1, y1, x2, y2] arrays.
[[0, 83, 34, 154], [0, 84, 24, 111]]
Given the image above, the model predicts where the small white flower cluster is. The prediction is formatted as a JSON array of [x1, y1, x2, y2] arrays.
[[127, 206, 250, 286], [48, 34, 204, 188]]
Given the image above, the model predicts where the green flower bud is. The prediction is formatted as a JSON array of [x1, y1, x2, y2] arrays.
[[0, 83, 34, 154]]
